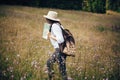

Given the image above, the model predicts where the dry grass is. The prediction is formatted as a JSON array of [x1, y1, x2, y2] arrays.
[[0, 5, 120, 80]]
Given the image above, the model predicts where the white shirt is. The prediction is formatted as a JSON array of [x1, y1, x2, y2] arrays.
[[50, 23, 64, 48]]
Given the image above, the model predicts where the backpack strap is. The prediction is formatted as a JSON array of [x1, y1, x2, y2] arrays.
[[49, 24, 52, 32], [49, 22, 63, 32]]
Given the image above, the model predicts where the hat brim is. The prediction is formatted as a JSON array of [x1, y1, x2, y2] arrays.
[[43, 15, 60, 21]]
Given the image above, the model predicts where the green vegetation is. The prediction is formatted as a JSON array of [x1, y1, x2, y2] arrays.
[[0, 5, 120, 80], [0, 0, 120, 13]]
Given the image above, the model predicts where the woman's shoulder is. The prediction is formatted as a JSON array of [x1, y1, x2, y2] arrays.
[[52, 23, 60, 26], [52, 23, 60, 29]]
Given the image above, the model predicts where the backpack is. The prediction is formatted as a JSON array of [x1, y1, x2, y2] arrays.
[[50, 23, 76, 57], [59, 28, 76, 57]]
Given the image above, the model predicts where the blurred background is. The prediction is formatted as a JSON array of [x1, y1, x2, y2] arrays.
[[0, 0, 120, 13], [0, 0, 120, 80]]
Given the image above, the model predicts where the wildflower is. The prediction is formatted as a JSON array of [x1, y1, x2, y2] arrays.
[[31, 60, 35, 67], [17, 54, 20, 57], [7, 66, 13, 72], [92, 76, 95, 79], [31, 60, 39, 69], [23, 74, 27, 79], [6, 57, 9, 61], [11, 75, 14, 78], [2, 70, 6, 76], [85, 76, 87, 79], [67, 76, 73, 80], [20, 77, 24, 80]]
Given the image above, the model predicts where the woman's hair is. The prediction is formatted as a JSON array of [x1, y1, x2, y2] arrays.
[[46, 19, 61, 32], [46, 18, 61, 24]]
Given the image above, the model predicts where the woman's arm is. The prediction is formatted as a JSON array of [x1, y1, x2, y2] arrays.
[[52, 24, 64, 43], [47, 32, 57, 41]]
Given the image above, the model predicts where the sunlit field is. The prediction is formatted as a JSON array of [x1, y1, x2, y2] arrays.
[[0, 5, 120, 80]]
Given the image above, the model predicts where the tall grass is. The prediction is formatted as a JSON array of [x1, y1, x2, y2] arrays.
[[0, 5, 120, 80]]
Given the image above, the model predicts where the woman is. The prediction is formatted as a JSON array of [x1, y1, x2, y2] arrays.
[[43, 11, 68, 80]]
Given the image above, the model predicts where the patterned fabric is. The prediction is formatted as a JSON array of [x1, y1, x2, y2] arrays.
[[47, 48, 67, 80]]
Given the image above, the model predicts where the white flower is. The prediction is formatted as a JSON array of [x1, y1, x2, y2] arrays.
[[20, 77, 24, 80], [17, 54, 20, 57], [6, 58, 9, 61], [85, 76, 87, 79]]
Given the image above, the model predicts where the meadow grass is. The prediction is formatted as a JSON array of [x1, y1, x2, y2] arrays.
[[0, 5, 120, 80]]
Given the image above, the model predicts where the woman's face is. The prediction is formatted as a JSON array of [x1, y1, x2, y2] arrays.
[[46, 19, 52, 24]]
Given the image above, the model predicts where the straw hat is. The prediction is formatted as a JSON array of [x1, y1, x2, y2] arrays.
[[43, 11, 60, 21]]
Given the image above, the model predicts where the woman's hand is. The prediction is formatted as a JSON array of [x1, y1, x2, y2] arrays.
[[47, 32, 51, 39], [47, 32, 57, 41]]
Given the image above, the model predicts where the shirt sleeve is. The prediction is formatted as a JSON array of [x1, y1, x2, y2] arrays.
[[51, 24, 64, 43]]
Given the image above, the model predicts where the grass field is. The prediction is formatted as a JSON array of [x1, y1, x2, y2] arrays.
[[0, 5, 120, 80]]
